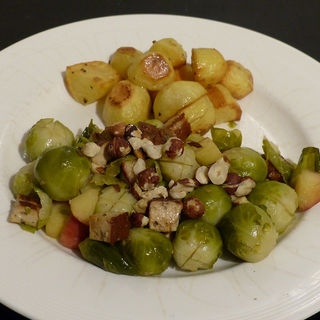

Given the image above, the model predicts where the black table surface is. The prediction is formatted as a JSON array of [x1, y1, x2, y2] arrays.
[[1, 0, 319, 319]]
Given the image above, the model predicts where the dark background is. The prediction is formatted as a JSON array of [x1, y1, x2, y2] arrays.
[[0, 0, 319, 319]]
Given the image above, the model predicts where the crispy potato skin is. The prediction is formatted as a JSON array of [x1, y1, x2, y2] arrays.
[[192, 48, 227, 87], [102, 80, 151, 126], [149, 38, 187, 68], [207, 84, 242, 124], [220, 60, 253, 99], [109, 47, 143, 79], [65, 61, 120, 105]]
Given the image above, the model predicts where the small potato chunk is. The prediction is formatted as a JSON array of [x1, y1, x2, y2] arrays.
[[109, 47, 143, 79], [127, 52, 175, 91], [220, 60, 253, 99], [65, 61, 120, 105], [207, 84, 242, 124], [177, 95, 216, 135], [102, 80, 151, 126], [153, 80, 207, 123], [192, 48, 227, 87], [149, 38, 187, 68]]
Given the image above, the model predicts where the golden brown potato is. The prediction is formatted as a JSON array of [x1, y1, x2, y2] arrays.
[[192, 48, 227, 87], [65, 61, 120, 105], [109, 47, 143, 79], [177, 95, 216, 135], [153, 80, 207, 123], [102, 80, 151, 126], [207, 84, 242, 124], [220, 60, 253, 99], [149, 38, 187, 68], [177, 63, 194, 81], [127, 51, 175, 91]]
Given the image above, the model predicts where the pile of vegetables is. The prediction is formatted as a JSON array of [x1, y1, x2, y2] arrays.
[[8, 38, 320, 276]]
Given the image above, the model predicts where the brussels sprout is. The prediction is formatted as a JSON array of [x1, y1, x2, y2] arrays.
[[290, 147, 320, 187], [74, 120, 102, 149], [219, 203, 278, 262], [122, 228, 173, 276], [248, 181, 298, 234], [186, 185, 232, 225], [211, 127, 242, 152], [223, 147, 268, 182], [25, 118, 74, 161], [12, 161, 36, 197], [79, 238, 138, 275], [159, 145, 199, 181], [34, 146, 91, 201], [173, 219, 223, 271], [262, 138, 294, 183]]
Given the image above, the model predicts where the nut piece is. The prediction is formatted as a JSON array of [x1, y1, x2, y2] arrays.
[[183, 197, 205, 219], [130, 212, 149, 227], [82, 142, 101, 158], [133, 158, 146, 175], [234, 177, 256, 197], [132, 183, 168, 201], [136, 167, 160, 191], [208, 157, 230, 185], [163, 137, 184, 159], [91, 142, 109, 172], [195, 166, 209, 184], [133, 198, 149, 213], [106, 137, 131, 159], [149, 199, 183, 232], [125, 124, 142, 139], [141, 138, 162, 159], [121, 159, 136, 184], [106, 122, 127, 137], [169, 178, 198, 200], [230, 195, 249, 205]]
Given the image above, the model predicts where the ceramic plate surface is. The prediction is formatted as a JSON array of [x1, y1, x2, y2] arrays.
[[1, 14, 320, 320]]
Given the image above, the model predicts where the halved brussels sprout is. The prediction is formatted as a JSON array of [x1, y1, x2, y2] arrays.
[[173, 219, 223, 271], [223, 147, 268, 182], [159, 145, 199, 181], [12, 161, 36, 197], [248, 181, 298, 234], [122, 228, 173, 276], [211, 127, 242, 152], [34, 187, 53, 229], [219, 203, 278, 262], [34, 146, 91, 201], [79, 238, 138, 275], [186, 185, 232, 225], [25, 118, 74, 161]]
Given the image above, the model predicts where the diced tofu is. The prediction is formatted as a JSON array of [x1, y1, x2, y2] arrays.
[[89, 212, 130, 244], [149, 199, 182, 232], [8, 195, 40, 227]]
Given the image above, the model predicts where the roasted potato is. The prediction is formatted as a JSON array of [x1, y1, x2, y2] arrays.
[[153, 80, 207, 122], [154, 80, 215, 134], [65, 61, 120, 105], [192, 48, 227, 87], [127, 51, 175, 91], [220, 60, 253, 99], [109, 47, 143, 79], [149, 38, 187, 68], [207, 84, 242, 124], [102, 80, 151, 126]]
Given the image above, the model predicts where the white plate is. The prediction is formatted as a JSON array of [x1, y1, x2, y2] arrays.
[[1, 14, 320, 320]]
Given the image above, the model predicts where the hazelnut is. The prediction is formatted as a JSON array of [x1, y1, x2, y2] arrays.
[[163, 137, 184, 159], [130, 212, 149, 227], [125, 124, 142, 138], [195, 166, 209, 184], [82, 142, 101, 158], [208, 157, 230, 185], [106, 137, 131, 159], [234, 177, 256, 197], [183, 197, 205, 219], [133, 158, 146, 175], [106, 122, 127, 137], [136, 167, 160, 191]]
